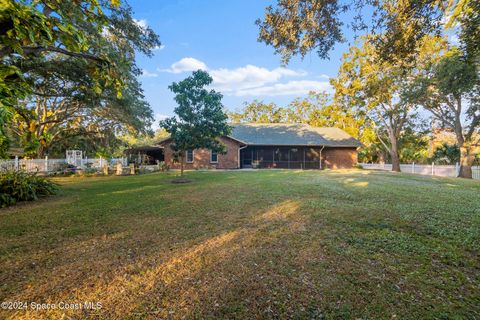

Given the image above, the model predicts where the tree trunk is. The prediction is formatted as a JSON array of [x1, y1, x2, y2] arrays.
[[389, 134, 401, 172], [391, 149, 401, 172], [458, 146, 474, 179], [180, 156, 183, 177], [378, 152, 385, 164], [180, 154, 184, 177], [36, 144, 45, 158]]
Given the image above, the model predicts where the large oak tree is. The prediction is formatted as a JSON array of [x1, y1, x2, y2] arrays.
[[405, 49, 479, 178], [11, 56, 153, 157], [0, 0, 160, 157], [332, 36, 445, 171]]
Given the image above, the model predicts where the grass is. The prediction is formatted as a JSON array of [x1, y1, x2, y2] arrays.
[[0, 169, 479, 319]]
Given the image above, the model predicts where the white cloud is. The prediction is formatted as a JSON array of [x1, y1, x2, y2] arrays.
[[155, 113, 168, 121], [153, 44, 166, 51], [161, 58, 308, 94], [210, 65, 306, 92], [160, 57, 331, 96], [141, 69, 158, 78], [317, 74, 330, 79], [233, 80, 332, 97], [151, 113, 169, 130], [160, 57, 207, 74], [133, 18, 148, 29]]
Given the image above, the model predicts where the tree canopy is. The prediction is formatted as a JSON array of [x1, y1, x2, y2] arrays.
[[0, 0, 160, 158], [256, 0, 471, 64], [1, 0, 158, 98], [229, 101, 286, 124]]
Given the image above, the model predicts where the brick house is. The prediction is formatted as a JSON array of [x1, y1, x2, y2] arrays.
[[159, 123, 361, 170]]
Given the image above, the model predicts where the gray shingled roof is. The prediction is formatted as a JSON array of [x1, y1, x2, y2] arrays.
[[229, 123, 361, 147]]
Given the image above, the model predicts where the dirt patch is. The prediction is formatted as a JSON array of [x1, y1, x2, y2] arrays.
[[171, 178, 192, 184]]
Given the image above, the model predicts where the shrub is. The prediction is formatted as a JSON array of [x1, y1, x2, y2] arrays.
[[159, 161, 170, 172], [0, 171, 58, 208], [354, 163, 364, 169], [56, 163, 77, 176], [83, 167, 98, 175], [429, 143, 460, 165]]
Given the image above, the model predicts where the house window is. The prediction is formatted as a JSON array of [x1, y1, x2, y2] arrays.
[[186, 150, 193, 163], [210, 150, 218, 163]]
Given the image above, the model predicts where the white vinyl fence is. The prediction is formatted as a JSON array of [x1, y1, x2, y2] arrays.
[[0, 156, 128, 174], [359, 163, 480, 180]]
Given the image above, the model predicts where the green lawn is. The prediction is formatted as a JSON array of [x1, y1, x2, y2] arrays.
[[0, 170, 479, 319]]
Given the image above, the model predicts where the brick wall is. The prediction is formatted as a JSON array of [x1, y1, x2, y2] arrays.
[[162, 140, 357, 170], [323, 147, 358, 169], [162, 136, 241, 169]]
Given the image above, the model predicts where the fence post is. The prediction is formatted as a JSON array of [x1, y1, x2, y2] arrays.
[[103, 164, 109, 176], [431, 162, 434, 176], [412, 162, 415, 174], [45, 156, 48, 172], [455, 162, 459, 176], [14, 156, 19, 171], [116, 162, 123, 175]]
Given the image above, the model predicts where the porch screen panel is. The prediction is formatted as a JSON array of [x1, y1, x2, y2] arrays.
[[274, 147, 289, 168], [241, 147, 252, 167], [289, 148, 302, 169], [243, 146, 323, 169], [255, 147, 274, 168], [305, 148, 321, 169]]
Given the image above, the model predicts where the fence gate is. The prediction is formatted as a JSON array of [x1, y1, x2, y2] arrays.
[[66, 150, 83, 167]]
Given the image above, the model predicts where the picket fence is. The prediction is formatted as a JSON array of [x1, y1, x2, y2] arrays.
[[0, 156, 128, 173], [359, 163, 480, 180]]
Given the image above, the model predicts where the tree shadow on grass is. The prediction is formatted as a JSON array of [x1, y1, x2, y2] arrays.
[[1, 171, 479, 319], [0, 200, 300, 318]]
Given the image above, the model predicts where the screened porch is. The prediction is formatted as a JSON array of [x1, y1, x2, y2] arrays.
[[240, 146, 323, 169]]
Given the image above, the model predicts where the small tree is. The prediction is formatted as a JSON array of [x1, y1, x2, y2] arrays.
[[430, 143, 460, 165], [160, 70, 231, 176]]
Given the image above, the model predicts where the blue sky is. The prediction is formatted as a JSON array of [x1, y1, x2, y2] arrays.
[[129, 0, 360, 126]]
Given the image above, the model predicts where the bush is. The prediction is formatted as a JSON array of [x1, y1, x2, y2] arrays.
[[159, 161, 170, 172], [354, 163, 364, 169], [429, 143, 460, 165], [0, 171, 58, 208], [82, 167, 98, 175], [56, 163, 77, 176]]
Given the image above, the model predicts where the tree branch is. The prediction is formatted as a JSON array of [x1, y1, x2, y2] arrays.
[[466, 114, 480, 141], [19, 46, 108, 64]]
